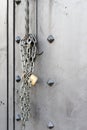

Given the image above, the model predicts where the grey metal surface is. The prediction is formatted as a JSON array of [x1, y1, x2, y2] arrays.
[[15, 0, 87, 130], [8, 1, 14, 130], [0, 0, 7, 130]]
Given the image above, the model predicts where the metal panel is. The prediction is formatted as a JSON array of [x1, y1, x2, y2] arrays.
[[15, 0, 87, 130], [0, 0, 7, 130], [8, 0, 14, 130]]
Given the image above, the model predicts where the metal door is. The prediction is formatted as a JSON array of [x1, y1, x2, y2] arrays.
[[15, 0, 87, 130], [0, 0, 7, 130], [1, 0, 87, 130], [1, 1, 15, 130]]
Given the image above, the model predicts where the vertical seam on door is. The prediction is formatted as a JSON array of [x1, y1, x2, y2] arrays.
[[7, 0, 9, 129], [13, 0, 15, 130]]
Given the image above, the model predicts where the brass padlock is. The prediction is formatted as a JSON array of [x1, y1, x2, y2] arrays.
[[29, 74, 38, 86]]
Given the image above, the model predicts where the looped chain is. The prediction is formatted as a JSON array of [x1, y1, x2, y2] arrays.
[[19, 34, 37, 125], [17, 0, 37, 126]]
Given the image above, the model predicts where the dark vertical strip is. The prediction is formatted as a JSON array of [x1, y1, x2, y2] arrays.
[[25, 0, 29, 35], [13, 0, 15, 130], [7, 0, 9, 129]]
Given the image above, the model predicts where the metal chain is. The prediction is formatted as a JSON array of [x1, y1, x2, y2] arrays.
[[20, 0, 30, 125], [19, 34, 37, 125], [17, 0, 37, 126]]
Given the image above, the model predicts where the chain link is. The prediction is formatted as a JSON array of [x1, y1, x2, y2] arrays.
[[19, 34, 37, 125]]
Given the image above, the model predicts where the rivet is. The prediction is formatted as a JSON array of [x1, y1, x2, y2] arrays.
[[16, 75, 21, 83], [47, 35, 54, 43], [47, 121, 54, 129], [47, 80, 54, 87], [16, 36, 21, 44], [15, 0, 21, 5], [16, 114, 21, 121]]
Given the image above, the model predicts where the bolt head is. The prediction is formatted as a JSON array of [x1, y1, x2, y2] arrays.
[[16, 36, 21, 44], [47, 35, 54, 43], [47, 121, 54, 129], [16, 114, 21, 121], [16, 75, 21, 83], [47, 80, 54, 86]]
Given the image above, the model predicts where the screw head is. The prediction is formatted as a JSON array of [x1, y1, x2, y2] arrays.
[[15, 0, 21, 5], [16, 75, 21, 83], [47, 80, 54, 87], [47, 35, 54, 43], [16, 36, 21, 44], [16, 114, 21, 121], [47, 121, 54, 129]]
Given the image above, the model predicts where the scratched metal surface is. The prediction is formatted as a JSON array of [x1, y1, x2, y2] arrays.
[[15, 0, 87, 130], [0, 0, 7, 130]]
